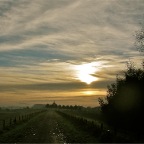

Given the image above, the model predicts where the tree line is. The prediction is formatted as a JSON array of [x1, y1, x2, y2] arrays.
[[45, 101, 84, 110]]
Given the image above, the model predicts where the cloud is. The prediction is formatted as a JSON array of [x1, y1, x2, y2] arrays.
[[0, 0, 144, 106], [0, 79, 111, 92], [0, 0, 143, 52]]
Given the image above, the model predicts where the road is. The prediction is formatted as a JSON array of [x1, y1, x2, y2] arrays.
[[0, 110, 99, 143]]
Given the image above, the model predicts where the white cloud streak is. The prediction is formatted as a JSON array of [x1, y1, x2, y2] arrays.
[[0, 0, 144, 106]]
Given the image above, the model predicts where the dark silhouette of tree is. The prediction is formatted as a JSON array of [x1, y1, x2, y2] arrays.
[[51, 101, 57, 108], [45, 101, 57, 108], [99, 27, 144, 134], [99, 61, 144, 131], [45, 104, 50, 108], [135, 27, 144, 53], [45, 103, 84, 110], [135, 27, 144, 69]]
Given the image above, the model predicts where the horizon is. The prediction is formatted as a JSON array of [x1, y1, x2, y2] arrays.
[[0, 0, 144, 107]]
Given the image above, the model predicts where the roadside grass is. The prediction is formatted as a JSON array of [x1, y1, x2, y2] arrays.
[[56, 109, 133, 143], [0, 111, 47, 143], [0, 109, 100, 143], [0, 108, 135, 143], [0, 108, 46, 132], [56, 110, 100, 143], [0, 108, 40, 120], [59, 109, 108, 129]]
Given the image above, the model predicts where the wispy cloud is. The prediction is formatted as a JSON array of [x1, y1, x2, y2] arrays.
[[0, 0, 144, 106]]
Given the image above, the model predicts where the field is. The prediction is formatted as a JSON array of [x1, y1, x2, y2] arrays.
[[0, 107, 141, 143]]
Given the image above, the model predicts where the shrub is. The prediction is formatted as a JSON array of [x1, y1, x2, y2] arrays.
[[98, 62, 144, 131]]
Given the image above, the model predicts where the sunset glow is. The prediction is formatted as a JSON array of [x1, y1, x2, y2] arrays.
[[75, 62, 101, 84], [83, 91, 94, 95], [0, 0, 143, 107]]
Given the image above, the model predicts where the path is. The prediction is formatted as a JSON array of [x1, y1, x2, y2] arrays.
[[0, 110, 99, 143], [10, 110, 66, 143]]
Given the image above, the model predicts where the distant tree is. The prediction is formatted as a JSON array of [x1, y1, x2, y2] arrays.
[[45, 104, 50, 108], [57, 105, 62, 108], [135, 27, 144, 53], [61, 105, 66, 109], [26, 106, 30, 109], [45, 101, 58, 108], [51, 101, 57, 108], [69, 105, 73, 109], [135, 27, 144, 69]]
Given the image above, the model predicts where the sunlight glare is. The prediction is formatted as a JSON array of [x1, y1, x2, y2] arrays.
[[75, 62, 101, 84]]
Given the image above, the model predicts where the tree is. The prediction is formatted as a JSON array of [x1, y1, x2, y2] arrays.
[[98, 62, 144, 130], [99, 27, 144, 132], [135, 27, 144, 68], [135, 27, 144, 52]]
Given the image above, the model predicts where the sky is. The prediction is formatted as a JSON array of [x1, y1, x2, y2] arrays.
[[0, 0, 144, 107]]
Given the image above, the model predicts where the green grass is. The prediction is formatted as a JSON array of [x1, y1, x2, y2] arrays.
[[0, 108, 42, 120], [0, 108, 139, 143], [59, 109, 108, 128], [0, 109, 100, 143], [56, 109, 133, 143], [0, 111, 48, 143], [0, 108, 45, 132], [55, 110, 99, 143]]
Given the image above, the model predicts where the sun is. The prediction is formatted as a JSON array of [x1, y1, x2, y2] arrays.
[[75, 62, 101, 84], [77, 73, 97, 84]]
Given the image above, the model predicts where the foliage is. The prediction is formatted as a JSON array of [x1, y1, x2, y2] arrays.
[[98, 62, 144, 131], [135, 28, 144, 53], [45, 102, 83, 110]]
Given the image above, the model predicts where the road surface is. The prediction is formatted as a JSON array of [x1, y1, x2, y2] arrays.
[[0, 110, 99, 143]]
